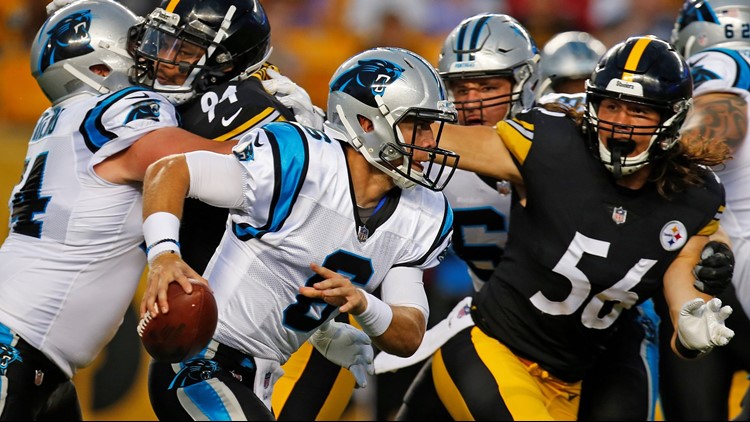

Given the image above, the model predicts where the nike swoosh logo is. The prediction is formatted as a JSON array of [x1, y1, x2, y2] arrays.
[[254, 135, 264, 147], [221, 108, 243, 126]]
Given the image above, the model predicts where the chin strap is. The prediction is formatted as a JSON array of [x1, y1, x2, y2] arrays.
[[606, 138, 636, 179]]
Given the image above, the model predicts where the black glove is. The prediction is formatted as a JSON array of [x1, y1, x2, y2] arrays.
[[693, 241, 734, 295]]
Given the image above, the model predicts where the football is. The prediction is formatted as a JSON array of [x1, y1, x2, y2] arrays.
[[137, 280, 218, 363]]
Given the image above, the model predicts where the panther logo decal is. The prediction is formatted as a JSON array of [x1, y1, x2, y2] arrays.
[[39, 10, 94, 72], [168, 358, 219, 390], [0, 344, 22, 376], [329, 59, 404, 107], [125, 99, 162, 123], [690, 64, 721, 88]]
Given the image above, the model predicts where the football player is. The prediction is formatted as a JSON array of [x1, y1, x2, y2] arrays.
[[125, 1, 365, 419], [0, 0, 240, 418], [382, 13, 537, 420], [139, 46, 457, 420], [538, 30, 663, 421], [659, 0, 750, 419], [406, 35, 735, 420]]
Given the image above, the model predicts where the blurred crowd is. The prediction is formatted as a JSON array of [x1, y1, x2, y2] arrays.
[[0, 0, 684, 126]]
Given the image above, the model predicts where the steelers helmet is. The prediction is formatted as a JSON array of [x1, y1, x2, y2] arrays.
[[128, 0, 271, 104], [585, 36, 693, 178], [438, 13, 540, 120], [671, 0, 750, 57], [30, 0, 139, 104], [327, 47, 459, 191]]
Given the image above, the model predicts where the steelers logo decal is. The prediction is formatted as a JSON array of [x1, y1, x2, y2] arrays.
[[660, 220, 688, 251]]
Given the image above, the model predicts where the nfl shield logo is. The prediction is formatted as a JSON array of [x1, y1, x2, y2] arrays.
[[612, 206, 627, 225]]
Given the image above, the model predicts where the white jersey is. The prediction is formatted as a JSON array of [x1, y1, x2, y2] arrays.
[[688, 47, 750, 313], [202, 122, 453, 364], [0, 88, 179, 377], [441, 169, 511, 290]]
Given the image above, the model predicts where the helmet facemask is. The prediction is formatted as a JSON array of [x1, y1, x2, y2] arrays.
[[334, 97, 459, 191], [128, 6, 271, 105], [445, 71, 525, 125], [438, 14, 540, 121], [586, 93, 691, 179]]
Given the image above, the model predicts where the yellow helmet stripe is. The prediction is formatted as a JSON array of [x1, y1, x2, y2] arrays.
[[164, 0, 181, 12], [621, 37, 653, 82]]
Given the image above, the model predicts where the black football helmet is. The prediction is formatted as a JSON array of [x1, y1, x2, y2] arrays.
[[585, 36, 693, 178], [128, 0, 271, 104]]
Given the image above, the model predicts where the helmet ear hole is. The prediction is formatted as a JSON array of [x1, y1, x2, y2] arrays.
[[89, 64, 111, 77]]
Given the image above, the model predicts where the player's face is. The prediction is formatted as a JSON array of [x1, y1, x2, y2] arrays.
[[397, 118, 437, 166], [596, 98, 661, 157], [152, 34, 205, 86], [449, 77, 512, 126]]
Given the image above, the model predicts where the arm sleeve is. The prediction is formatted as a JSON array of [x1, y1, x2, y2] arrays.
[[185, 151, 246, 209], [380, 266, 429, 323]]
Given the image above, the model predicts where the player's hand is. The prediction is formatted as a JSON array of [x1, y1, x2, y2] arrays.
[[140, 253, 205, 318], [309, 320, 374, 388], [46, 0, 76, 15], [261, 68, 325, 130], [693, 241, 734, 295], [299, 263, 367, 314], [677, 297, 734, 354]]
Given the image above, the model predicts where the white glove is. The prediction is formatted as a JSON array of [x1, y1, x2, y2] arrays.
[[46, 0, 77, 15], [309, 320, 374, 388], [677, 297, 735, 354], [261, 68, 325, 130]]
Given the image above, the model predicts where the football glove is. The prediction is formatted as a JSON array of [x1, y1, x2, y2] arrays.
[[261, 68, 325, 130], [309, 320, 374, 388], [677, 297, 734, 355], [693, 241, 734, 295]]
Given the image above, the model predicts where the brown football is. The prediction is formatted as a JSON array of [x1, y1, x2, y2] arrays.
[[137, 280, 218, 363]]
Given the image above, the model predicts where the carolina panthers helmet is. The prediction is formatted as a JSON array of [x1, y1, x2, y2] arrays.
[[585, 36, 692, 178], [326, 47, 459, 191], [538, 31, 607, 97], [438, 13, 540, 120], [30, 0, 139, 104], [671, 0, 750, 57], [128, 0, 272, 104]]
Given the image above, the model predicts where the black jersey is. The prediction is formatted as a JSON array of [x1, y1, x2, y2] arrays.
[[472, 107, 725, 382], [178, 74, 295, 273]]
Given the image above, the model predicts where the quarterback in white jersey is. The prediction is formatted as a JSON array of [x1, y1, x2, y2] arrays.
[[140, 47, 459, 420], [204, 122, 453, 362]]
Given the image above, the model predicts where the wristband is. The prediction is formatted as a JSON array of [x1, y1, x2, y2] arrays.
[[353, 289, 393, 337], [146, 239, 181, 265], [143, 212, 182, 265]]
